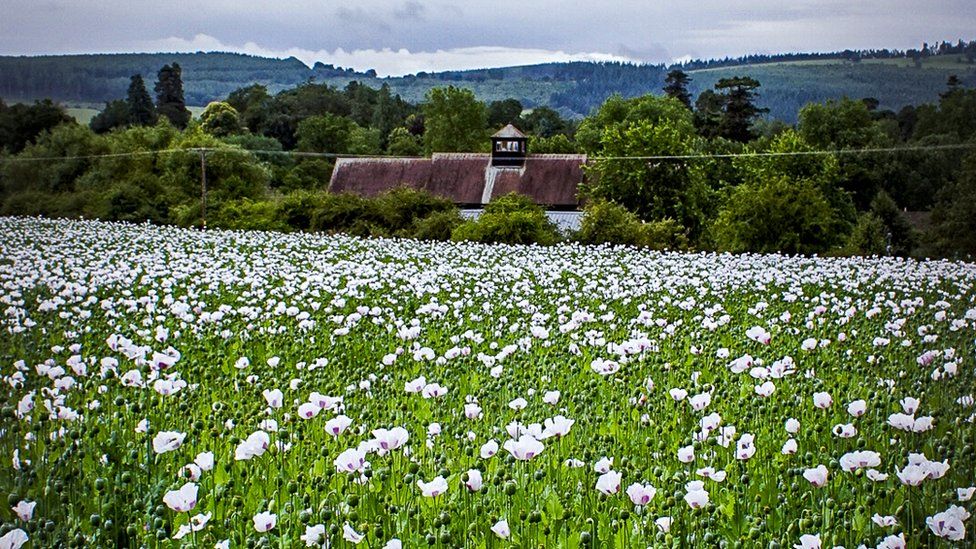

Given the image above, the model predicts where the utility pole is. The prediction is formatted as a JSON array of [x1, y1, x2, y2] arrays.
[[198, 149, 208, 229]]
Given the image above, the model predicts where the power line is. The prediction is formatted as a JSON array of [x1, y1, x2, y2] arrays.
[[0, 142, 973, 164]]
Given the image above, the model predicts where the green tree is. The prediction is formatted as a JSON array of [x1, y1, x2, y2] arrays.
[[487, 99, 523, 128], [89, 100, 131, 134], [386, 127, 422, 156], [576, 199, 646, 246], [844, 213, 888, 256], [155, 63, 191, 129], [1, 123, 106, 197], [0, 99, 73, 154], [296, 113, 357, 154], [520, 106, 568, 138], [929, 150, 976, 257], [421, 86, 487, 154], [663, 70, 692, 109], [126, 74, 157, 126], [798, 98, 894, 209], [347, 126, 382, 155], [371, 84, 414, 147], [79, 122, 180, 223], [529, 134, 578, 154], [226, 84, 272, 133], [693, 89, 724, 139], [161, 128, 269, 226], [868, 190, 918, 256], [200, 101, 243, 137], [714, 77, 767, 142], [577, 94, 703, 234], [713, 130, 854, 253], [712, 175, 849, 254]]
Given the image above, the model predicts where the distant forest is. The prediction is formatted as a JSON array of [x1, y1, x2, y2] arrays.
[[2, 40, 975, 121]]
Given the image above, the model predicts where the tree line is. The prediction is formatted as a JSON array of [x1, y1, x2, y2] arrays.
[[3, 41, 974, 121], [1, 63, 975, 257]]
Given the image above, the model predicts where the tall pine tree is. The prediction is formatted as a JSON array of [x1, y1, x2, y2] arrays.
[[715, 77, 767, 142], [663, 70, 692, 109], [155, 63, 191, 129], [126, 74, 157, 126]]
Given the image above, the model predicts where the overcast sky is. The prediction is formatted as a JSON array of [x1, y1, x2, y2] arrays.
[[2, 1, 973, 76]]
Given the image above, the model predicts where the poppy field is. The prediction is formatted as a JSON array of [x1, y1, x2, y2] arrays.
[[0, 217, 974, 548]]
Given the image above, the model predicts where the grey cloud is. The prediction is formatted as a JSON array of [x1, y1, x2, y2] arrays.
[[394, 1, 426, 21], [1, 0, 973, 70]]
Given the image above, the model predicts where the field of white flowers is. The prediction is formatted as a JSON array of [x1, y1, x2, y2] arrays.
[[0, 217, 974, 548]]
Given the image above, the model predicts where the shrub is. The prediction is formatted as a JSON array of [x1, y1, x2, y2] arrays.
[[277, 191, 326, 232], [842, 213, 888, 256], [281, 159, 334, 192], [309, 192, 375, 233], [374, 188, 455, 233], [711, 175, 851, 254], [641, 218, 690, 251], [576, 200, 645, 246], [211, 199, 288, 232], [868, 190, 918, 256], [576, 200, 690, 250], [411, 209, 464, 241], [452, 193, 559, 245], [95, 176, 171, 224]]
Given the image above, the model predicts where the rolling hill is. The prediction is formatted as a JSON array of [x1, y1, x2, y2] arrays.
[[2, 47, 975, 122]]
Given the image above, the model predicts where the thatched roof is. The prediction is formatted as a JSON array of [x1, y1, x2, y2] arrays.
[[329, 153, 586, 208]]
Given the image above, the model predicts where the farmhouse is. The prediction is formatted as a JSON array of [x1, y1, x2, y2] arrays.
[[328, 124, 587, 230]]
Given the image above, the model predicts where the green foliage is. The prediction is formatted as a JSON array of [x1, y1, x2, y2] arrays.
[[126, 74, 157, 126], [714, 129, 855, 253], [519, 107, 569, 138], [868, 190, 918, 256], [913, 88, 976, 141], [929, 150, 976, 257], [528, 134, 578, 154], [712, 175, 851, 254], [576, 200, 691, 250], [200, 102, 242, 137], [576, 199, 646, 246], [642, 218, 691, 251], [411, 209, 463, 241], [227, 84, 272, 133], [798, 98, 893, 208], [211, 198, 289, 232], [276, 190, 326, 231], [0, 99, 74, 153], [155, 63, 191, 129], [693, 89, 724, 139], [93, 176, 171, 224], [347, 126, 382, 155], [296, 113, 357, 154], [89, 100, 130, 134], [372, 188, 455, 234], [452, 193, 559, 245], [1, 123, 107, 197], [308, 192, 387, 237], [386, 127, 422, 156], [487, 99, 523, 128], [422, 86, 487, 154], [159, 128, 269, 226], [714, 77, 767, 142], [578, 94, 704, 234], [843, 213, 888, 256], [0, 189, 94, 218], [280, 159, 333, 192], [664, 70, 692, 109]]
